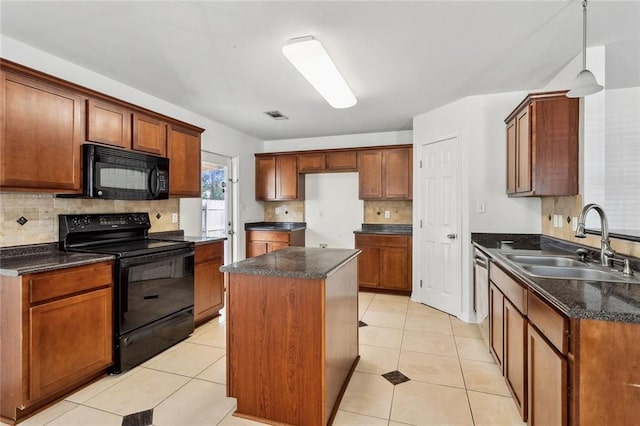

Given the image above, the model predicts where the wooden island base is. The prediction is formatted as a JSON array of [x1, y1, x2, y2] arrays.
[[222, 248, 360, 426]]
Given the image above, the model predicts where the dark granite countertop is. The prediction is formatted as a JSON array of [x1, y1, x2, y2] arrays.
[[353, 224, 413, 235], [0, 243, 114, 277], [152, 230, 227, 245], [472, 233, 640, 324], [244, 222, 306, 231], [220, 247, 360, 279]]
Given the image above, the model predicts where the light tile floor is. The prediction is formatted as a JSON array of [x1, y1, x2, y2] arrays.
[[8, 293, 525, 426]]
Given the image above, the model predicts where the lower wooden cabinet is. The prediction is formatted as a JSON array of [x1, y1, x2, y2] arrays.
[[527, 323, 568, 426], [0, 261, 113, 423], [504, 299, 527, 420], [354, 233, 412, 293], [245, 229, 305, 258], [489, 282, 504, 369], [194, 241, 225, 324]]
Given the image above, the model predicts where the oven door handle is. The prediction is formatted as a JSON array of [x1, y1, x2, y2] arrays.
[[119, 248, 195, 268]]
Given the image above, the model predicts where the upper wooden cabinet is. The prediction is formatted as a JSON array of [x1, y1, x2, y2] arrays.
[[133, 112, 166, 156], [167, 124, 201, 197], [504, 91, 579, 197], [358, 147, 412, 200], [255, 154, 304, 201], [86, 98, 131, 149], [1, 59, 204, 197], [1, 70, 82, 193], [298, 151, 358, 173]]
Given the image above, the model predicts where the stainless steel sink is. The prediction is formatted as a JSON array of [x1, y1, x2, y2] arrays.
[[519, 264, 639, 283], [505, 254, 585, 267]]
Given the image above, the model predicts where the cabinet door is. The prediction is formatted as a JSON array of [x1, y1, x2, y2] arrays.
[[506, 119, 517, 194], [167, 124, 201, 197], [298, 153, 326, 172], [276, 155, 299, 200], [267, 242, 289, 253], [516, 107, 531, 193], [356, 245, 380, 288], [1, 71, 82, 192], [255, 156, 276, 200], [247, 242, 268, 258], [358, 150, 383, 199], [489, 283, 504, 369], [384, 148, 412, 199], [504, 299, 527, 421], [194, 259, 224, 323], [132, 112, 166, 156], [86, 99, 131, 149], [29, 288, 112, 401], [326, 151, 357, 171], [527, 324, 567, 426], [380, 247, 409, 290]]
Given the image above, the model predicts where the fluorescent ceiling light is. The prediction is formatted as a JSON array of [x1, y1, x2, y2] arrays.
[[282, 36, 357, 109]]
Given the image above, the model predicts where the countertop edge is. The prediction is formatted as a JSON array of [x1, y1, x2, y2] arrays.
[[472, 240, 640, 324]]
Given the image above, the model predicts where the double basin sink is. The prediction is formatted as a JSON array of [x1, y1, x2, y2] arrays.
[[504, 254, 639, 284]]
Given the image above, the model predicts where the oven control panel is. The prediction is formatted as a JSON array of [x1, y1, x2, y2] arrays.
[[60, 213, 151, 233]]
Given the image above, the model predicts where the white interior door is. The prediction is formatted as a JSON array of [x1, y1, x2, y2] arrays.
[[418, 137, 461, 316]]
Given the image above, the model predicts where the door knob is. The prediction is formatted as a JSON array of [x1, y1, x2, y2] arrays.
[[446, 233, 457, 240]]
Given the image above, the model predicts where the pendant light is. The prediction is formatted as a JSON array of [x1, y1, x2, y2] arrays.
[[567, 0, 603, 97]]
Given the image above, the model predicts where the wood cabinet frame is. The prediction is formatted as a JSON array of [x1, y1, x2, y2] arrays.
[[504, 90, 579, 197]]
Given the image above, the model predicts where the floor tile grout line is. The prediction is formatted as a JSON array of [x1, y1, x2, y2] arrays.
[[449, 314, 478, 426]]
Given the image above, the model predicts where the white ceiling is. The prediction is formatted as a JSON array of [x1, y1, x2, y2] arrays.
[[1, 1, 639, 141]]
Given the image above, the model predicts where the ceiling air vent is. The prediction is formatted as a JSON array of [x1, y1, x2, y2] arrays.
[[264, 110, 289, 120]]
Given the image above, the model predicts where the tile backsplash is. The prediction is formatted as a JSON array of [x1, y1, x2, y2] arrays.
[[263, 201, 305, 222], [262, 200, 413, 225], [364, 200, 413, 224], [0, 193, 180, 247], [541, 195, 640, 257]]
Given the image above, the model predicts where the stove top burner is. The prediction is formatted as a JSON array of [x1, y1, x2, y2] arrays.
[[78, 239, 190, 257], [58, 213, 190, 257]]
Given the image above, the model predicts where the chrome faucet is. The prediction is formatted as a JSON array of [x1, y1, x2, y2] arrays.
[[575, 203, 615, 266]]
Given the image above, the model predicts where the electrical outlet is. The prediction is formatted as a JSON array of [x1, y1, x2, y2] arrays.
[[171, 213, 179, 223], [384, 210, 390, 219], [572, 216, 578, 231], [275, 207, 281, 215]]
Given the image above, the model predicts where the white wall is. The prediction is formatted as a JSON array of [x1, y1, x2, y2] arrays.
[[1, 35, 264, 260], [412, 92, 542, 322], [304, 173, 363, 249], [264, 130, 412, 152]]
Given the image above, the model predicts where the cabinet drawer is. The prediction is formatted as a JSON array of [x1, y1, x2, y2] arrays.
[[195, 242, 223, 263], [29, 262, 113, 304], [355, 234, 408, 248], [528, 291, 568, 354], [490, 263, 527, 314], [246, 230, 290, 243]]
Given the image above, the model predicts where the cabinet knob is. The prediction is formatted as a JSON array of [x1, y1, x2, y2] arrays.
[[447, 233, 457, 240]]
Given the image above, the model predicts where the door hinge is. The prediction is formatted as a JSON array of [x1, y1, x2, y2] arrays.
[[419, 160, 423, 168], [420, 219, 423, 228], [420, 279, 423, 288]]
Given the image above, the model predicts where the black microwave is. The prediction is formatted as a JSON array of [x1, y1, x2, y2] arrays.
[[81, 144, 170, 200]]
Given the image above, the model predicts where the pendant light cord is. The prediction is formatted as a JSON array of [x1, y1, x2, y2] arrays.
[[582, 0, 588, 70]]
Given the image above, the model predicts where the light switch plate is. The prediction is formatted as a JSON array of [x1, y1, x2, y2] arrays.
[[384, 211, 390, 218], [171, 213, 179, 223]]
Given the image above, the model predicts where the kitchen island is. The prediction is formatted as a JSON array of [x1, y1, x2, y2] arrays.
[[220, 247, 360, 426]]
